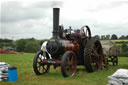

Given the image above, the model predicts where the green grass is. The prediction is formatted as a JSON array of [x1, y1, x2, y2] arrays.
[[115, 43, 128, 47], [111, 39, 128, 42], [0, 53, 128, 85]]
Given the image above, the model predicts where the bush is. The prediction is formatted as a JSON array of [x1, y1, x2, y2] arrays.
[[24, 41, 40, 53], [121, 42, 128, 52], [16, 39, 27, 52], [16, 38, 40, 53]]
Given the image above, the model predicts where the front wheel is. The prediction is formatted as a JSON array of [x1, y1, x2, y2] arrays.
[[33, 50, 50, 75], [61, 51, 77, 77]]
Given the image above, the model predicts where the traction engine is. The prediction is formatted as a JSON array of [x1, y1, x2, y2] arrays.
[[33, 8, 104, 77]]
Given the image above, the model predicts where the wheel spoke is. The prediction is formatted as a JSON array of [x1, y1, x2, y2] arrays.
[[70, 55, 73, 65], [85, 28, 87, 35], [66, 55, 73, 75], [37, 66, 41, 71], [36, 62, 40, 67], [42, 65, 46, 72], [92, 45, 101, 59], [66, 57, 70, 67]]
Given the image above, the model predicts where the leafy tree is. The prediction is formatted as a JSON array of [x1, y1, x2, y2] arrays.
[[126, 35, 128, 39], [16, 39, 27, 52], [121, 42, 128, 52], [0, 38, 12, 43], [106, 35, 110, 40], [0, 43, 4, 48], [24, 41, 40, 53], [15, 38, 40, 53], [119, 35, 126, 39], [101, 35, 105, 40], [0, 38, 15, 49], [111, 34, 118, 40], [93, 35, 100, 40]]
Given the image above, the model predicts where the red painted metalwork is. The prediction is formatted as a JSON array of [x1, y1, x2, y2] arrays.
[[72, 33, 82, 44], [41, 60, 62, 65], [64, 40, 79, 52]]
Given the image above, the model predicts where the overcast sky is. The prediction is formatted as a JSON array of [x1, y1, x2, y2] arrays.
[[0, 0, 128, 40]]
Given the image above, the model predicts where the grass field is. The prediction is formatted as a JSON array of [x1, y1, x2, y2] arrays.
[[115, 43, 128, 47], [0, 53, 128, 85], [110, 39, 128, 47], [111, 39, 128, 42]]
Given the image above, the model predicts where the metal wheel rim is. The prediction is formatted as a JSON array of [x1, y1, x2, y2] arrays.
[[90, 41, 103, 70], [36, 52, 50, 74], [65, 53, 77, 77]]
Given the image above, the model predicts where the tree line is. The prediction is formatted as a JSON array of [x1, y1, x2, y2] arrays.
[[0, 34, 128, 53], [0, 38, 47, 53], [93, 34, 128, 40]]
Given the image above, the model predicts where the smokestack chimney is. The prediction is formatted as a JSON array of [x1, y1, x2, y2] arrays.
[[52, 8, 60, 39]]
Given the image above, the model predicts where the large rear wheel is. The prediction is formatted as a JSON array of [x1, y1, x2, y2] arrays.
[[61, 51, 77, 77], [84, 39, 103, 72]]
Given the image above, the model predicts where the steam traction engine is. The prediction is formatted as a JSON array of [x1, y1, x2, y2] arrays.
[[33, 8, 104, 77]]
